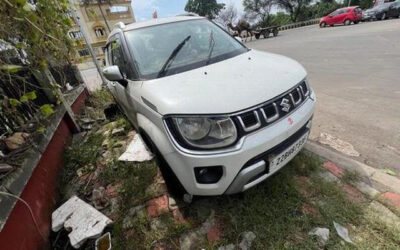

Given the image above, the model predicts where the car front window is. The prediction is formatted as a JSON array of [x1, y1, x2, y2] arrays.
[[124, 19, 247, 79]]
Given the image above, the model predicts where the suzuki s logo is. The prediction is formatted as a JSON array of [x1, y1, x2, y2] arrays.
[[280, 98, 291, 112]]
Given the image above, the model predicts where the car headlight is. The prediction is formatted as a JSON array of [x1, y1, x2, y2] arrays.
[[169, 116, 238, 149]]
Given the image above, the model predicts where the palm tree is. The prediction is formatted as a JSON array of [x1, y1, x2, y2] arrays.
[[82, 0, 112, 32]]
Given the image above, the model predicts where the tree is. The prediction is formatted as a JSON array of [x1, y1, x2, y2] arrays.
[[275, 0, 312, 22], [304, 1, 341, 19], [184, 0, 225, 19], [243, 0, 275, 25], [343, 0, 373, 9], [216, 3, 238, 28], [268, 12, 292, 26], [82, 0, 112, 32]]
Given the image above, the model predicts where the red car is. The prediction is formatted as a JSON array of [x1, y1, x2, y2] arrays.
[[320, 6, 363, 27]]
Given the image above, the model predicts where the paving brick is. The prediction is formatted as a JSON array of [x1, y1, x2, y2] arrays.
[[341, 184, 367, 203], [323, 161, 344, 178], [381, 192, 400, 211], [355, 181, 380, 198], [146, 195, 169, 218], [207, 218, 222, 244], [371, 171, 400, 194]]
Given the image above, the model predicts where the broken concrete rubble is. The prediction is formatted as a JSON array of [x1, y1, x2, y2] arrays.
[[317, 132, 360, 157], [0, 163, 13, 174], [4, 132, 29, 151], [111, 127, 124, 136], [239, 231, 256, 250], [179, 211, 215, 250], [308, 227, 329, 246], [92, 186, 108, 209], [52, 196, 113, 249], [118, 134, 154, 162], [217, 231, 256, 250]]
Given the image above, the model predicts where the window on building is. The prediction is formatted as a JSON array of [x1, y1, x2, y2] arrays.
[[109, 6, 129, 14], [78, 49, 90, 57], [68, 31, 83, 39], [94, 27, 106, 37]]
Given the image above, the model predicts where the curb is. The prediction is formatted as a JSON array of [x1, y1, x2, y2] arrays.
[[304, 140, 400, 194]]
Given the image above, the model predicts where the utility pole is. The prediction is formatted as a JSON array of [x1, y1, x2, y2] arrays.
[[68, 0, 107, 87]]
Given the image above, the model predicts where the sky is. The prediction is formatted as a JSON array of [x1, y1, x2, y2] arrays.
[[132, 0, 245, 21]]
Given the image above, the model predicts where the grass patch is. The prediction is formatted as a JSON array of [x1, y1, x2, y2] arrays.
[[184, 151, 400, 249], [341, 169, 361, 184], [100, 159, 158, 207]]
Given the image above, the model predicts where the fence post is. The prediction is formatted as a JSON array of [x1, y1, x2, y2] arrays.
[[33, 69, 80, 132]]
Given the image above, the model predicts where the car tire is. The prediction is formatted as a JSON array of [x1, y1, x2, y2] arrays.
[[320, 22, 327, 28], [381, 13, 386, 20], [139, 129, 187, 197], [354, 20, 359, 24], [344, 19, 351, 25]]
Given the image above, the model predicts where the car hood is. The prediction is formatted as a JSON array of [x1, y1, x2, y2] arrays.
[[365, 8, 378, 13], [140, 50, 307, 115]]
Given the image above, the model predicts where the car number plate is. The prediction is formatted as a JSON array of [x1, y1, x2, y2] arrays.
[[269, 132, 309, 173]]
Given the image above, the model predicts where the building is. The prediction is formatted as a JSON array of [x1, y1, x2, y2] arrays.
[[69, 0, 135, 70]]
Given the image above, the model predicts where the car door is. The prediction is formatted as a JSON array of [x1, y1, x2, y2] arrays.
[[388, 2, 400, 17], [326, 10, 339, 24], [336, 9, 349, 23], [331, 9, 345, 24], [107, 34, 141, 125]]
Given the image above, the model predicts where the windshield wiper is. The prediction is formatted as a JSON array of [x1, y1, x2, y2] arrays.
[[157, 35, 191, 78], [206, 31, 215, 65]]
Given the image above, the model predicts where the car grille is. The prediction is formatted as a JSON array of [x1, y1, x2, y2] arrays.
[[236, 80, 310, 134]]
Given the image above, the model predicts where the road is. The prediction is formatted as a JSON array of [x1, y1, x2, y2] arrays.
[[248, 19, 400, 173]]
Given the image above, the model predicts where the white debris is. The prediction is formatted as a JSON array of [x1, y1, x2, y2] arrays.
[[309, 227, 330, 245], [317, 133, 360, 157], [52, 196, 113, 249], [218, 244, 236, 250], [333, 221, 353, 244], [118, 134, 154, 162], [239, 231, 256, 250]]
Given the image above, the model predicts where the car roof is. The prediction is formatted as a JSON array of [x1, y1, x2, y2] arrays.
[[335, 6, 359, 11], [109, 15, 206, 37]]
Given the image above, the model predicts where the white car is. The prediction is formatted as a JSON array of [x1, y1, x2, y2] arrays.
[[102, 16, 316, 198]]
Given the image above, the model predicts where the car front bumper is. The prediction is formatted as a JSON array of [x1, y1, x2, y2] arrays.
[[162, 91, 316, 196]]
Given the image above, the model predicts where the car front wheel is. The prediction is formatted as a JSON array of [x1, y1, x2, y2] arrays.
[[320, 22, 327, 28], [344, 19, 351, 25], [381, 13, 387, 20]]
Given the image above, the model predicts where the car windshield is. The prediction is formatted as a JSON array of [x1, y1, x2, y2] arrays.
[[376, 3, 391, 9], [124, 19, 247, 79]]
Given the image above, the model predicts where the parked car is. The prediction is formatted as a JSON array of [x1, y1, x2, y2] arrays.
[[364, 1, 400, 20], [102, 16, 315, 198], [320, 6, 363, 27]]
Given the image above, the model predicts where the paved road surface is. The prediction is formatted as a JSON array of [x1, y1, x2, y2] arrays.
[[248, 19, 400, 173]]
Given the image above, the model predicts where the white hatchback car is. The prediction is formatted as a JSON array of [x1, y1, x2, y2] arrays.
[[103, 16, 316, 197]]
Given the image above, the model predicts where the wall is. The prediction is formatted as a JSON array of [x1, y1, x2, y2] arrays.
[[0, 90, 88, 250]]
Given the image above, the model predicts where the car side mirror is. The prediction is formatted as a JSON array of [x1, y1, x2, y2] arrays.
[[103, 65, 128, 87]]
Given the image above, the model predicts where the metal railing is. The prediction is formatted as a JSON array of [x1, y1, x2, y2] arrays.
[[278, 18, 320, 31]]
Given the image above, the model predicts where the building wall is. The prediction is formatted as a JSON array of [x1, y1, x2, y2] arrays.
[[69, 0, 135, 70]]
